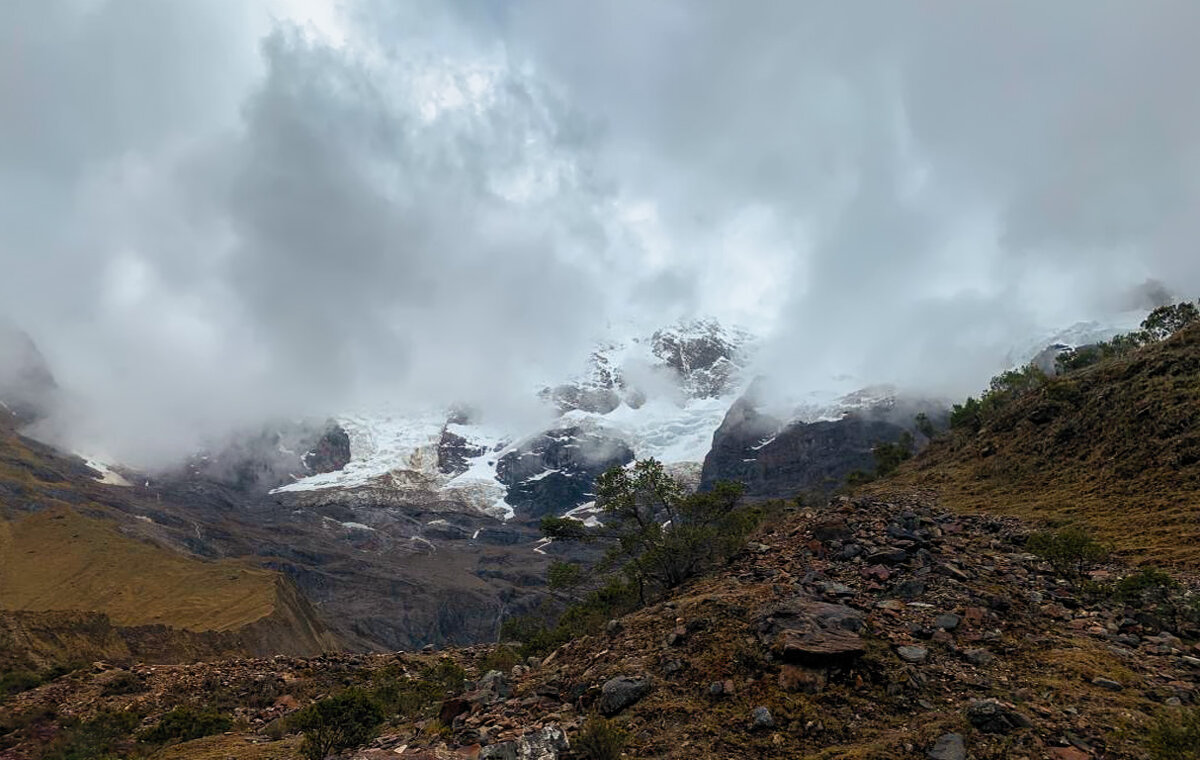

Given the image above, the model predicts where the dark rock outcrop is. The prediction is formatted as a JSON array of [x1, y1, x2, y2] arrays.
[[438, 428, 488, 476], [700, 397, 909, 498], [966, 700, 1033, 734], [650, 318, 748, 398], [302, 423, 351, 474], [597, 675, 651, 715], [496, 427, 634, 518], [173, 419, 351, 493]]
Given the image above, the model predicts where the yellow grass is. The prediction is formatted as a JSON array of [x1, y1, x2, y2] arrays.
[[0, 506, 277, 632]]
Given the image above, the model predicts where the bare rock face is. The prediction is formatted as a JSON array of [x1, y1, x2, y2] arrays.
[[700, 396, 909, 498], [173, 419, 351, 493], [438, 429, 488, 477], [650, 318, 749, 398], [303, 424, 352, 474], [496, 426, 634, 518]]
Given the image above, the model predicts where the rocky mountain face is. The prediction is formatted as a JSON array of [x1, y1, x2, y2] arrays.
[[700, 399, 907, 499], [172, 420, 351, 494], [495, 427, 634, 519], [700, 386, 947, 500], [0, 317, 949, 656]]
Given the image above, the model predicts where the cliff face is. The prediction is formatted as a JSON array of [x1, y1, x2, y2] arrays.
[[700, 398, 909, 499]]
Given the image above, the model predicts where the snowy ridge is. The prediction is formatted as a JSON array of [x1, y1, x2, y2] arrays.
[[270, 319, 755, 521]]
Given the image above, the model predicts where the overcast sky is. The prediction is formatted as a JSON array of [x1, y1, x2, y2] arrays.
[[3, 0, 1199, 463]]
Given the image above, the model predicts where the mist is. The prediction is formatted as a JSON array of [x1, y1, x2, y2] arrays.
[[3, 0, 1200, 465]]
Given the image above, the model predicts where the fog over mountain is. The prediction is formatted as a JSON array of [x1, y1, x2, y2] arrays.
[[3, 0, 1200, 465]]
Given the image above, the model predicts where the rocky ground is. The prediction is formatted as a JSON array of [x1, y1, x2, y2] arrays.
[[3, 494, 1199, 759]]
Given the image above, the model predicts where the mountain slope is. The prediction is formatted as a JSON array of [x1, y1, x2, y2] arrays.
[[5, 495, 1198, 760], [0, 413, 339, 666], [879, 321, 1200, 567]]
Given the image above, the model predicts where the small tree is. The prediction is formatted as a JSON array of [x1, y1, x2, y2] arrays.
[[950, 397, 983, 432], [1141, 301, 1200, 342], [872, 432, 914, 476], [542, 459, 751, 601], [292, 689, 384, 760], [914, 412, 937, 439]]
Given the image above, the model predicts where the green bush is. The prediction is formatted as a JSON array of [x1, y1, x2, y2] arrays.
[[372, 677, 440, 719], [914, 412, 937, 439], [420, 659, 466, 693], [1146, 706, 1200, 759], [873, 432, 914, 477], [479, 645, 520, 675], [1026, 526, 1109, 575], [292, 689, 385, 760], [574, 715, 628, 760], [1114, 567, 1178, 604], [547, 561, 584, 590], [950, 396, 983, 432], [843, 469, 874, 488], [138, 705, 232, 745], [44, 709, 141, 760], [0, 670, 43, 699], [501, 577, 641, 658], [100, 671, 147, 697]]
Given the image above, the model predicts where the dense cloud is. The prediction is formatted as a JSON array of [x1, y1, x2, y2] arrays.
[[2, 0, 1199, 463]]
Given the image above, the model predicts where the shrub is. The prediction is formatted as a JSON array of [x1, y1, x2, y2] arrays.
[[1026, 526, 1108, 575], [843, 469, 875, 488], [44, 709, 140, 760], [1145, 706, 1200, 759], [479, 645, 520, 675], [1142, 302, 1200, 342], [914, 412, 937, 439], [950, 397, 983, 432], [421, 659, 466, 693], [873, 432, 914, 477], [0, 670, 43, 699], [1114, 567, 1178, 604], [100, 671, 147, 697], [292, 689, 385, 760], [547, 561, 584, 591], [574, 715, 628, 760], [139, 705, 232, 745], [372, 677, 440, 719]]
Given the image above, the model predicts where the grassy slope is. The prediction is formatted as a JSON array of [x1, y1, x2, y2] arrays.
[[0, 506, 275, 632], [875, 321, 1200, 567], [0, 413, 337, 658]]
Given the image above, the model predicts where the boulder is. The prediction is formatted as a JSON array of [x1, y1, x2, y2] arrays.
[[927, 733, 966, 760], [966, 700, 1033, 734], [750, 706, 775, 729], [597, 676, 651, 716], [480, 725, 569, 760]]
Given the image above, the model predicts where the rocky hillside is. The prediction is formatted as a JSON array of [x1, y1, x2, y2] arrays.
[[880, 320, 1200, 567], [4, 495, 1198, 759]]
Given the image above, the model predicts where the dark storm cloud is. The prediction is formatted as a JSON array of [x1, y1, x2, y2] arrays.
[[489, 0, 1200, 391], [3, 0, 1199, 462]]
